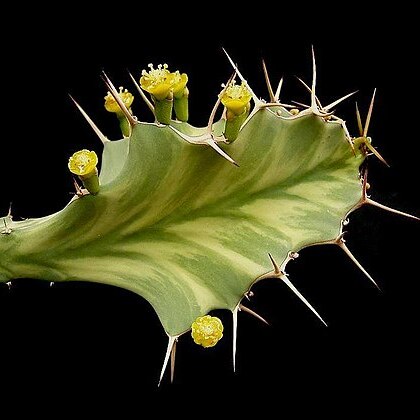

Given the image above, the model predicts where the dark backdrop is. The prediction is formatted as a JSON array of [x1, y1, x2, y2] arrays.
[[0, 6, 418, 411]]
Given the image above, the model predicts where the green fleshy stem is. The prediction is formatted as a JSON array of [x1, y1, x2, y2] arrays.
[[174, 88, 189, 122], [154, 97, 173, 125], [79, 168, 100, 195], [118, 115, 131, 137], [224, 108, 249, 143]]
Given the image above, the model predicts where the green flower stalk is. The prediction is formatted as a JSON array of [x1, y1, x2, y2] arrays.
[[172, 72, 189, 122], [140, 64, 173, 125], [68, 149, 100, 195], [104, 87, 134, 137], [140, 64, 189, 124], [221, 80, 252, 142]]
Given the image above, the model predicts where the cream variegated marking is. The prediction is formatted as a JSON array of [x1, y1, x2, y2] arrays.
[[1, 51, 417, 386]]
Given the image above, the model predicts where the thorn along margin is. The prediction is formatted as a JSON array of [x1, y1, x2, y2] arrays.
[[1, 49, 418, 386]]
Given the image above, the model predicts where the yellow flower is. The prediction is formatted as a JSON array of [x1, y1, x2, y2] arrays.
[[140, 64, 188, 101], [221, 81, 252, 116], [191, 315, 224, 348], [172, 71, 188, 98], [104, 87, 134, 114], [68, 149, 98, 177], [140, 63, 173, 101]]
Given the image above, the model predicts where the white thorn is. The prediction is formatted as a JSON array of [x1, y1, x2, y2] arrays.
[[310, 46, 317, 111], [69, 96, 108, 144], [355, 102, 364, 137], [207, 96, 221, 132], [239, 304, 269, 325], [170, 338, 177, 384], [364, 88, 376, 137], [329, 116, 354, 149], [232, 306, 239, 373], [274, 77, 284, 102], [291, 100, 310, 108], [50, 282, 54, 287], [128, 72, 155, 116], [168, 124, 237, 166], [158, 335, 177, 387], [222, 48, 261, 106], [324, 90, 358, 111], [280, 274, 328, 326], [101, 71, 136, 127], [6, 281, 12, 290], [296, 77, 322, 109], [364, 142, 390, 167], [206, 139, 239, 167], [361, 168, 369, 202], [268, 253, 281, 274], [2, 218, 12, 235], [365, 198, 419, 221], [295, 76, 331, 117], [168, 124, 202, 144], [73, 178, 84, 197], [337, 241, 381, 291], [262, 59, 275, 102], [208, 72, 236, 132], [7, 203, 12, 218]]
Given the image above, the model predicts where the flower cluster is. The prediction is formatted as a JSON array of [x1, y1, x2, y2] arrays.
[[68, 149, 100, 195], [104, 87, 134, 114], [104, 87, 134, 137], [68, 149, 98, 177], [191, 315, 224, 348], [221, 80, 252, 142], [140, 64, 189, 124], [221, 80, 252, 116]]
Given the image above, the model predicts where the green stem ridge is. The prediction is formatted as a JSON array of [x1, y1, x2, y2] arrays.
[[0, 108, 364, 336]]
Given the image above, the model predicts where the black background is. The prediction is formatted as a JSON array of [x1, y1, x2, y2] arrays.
[[0, 5, 418, 411]]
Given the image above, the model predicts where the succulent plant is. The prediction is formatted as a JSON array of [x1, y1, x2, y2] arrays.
[[0, 49, 417, 386]]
